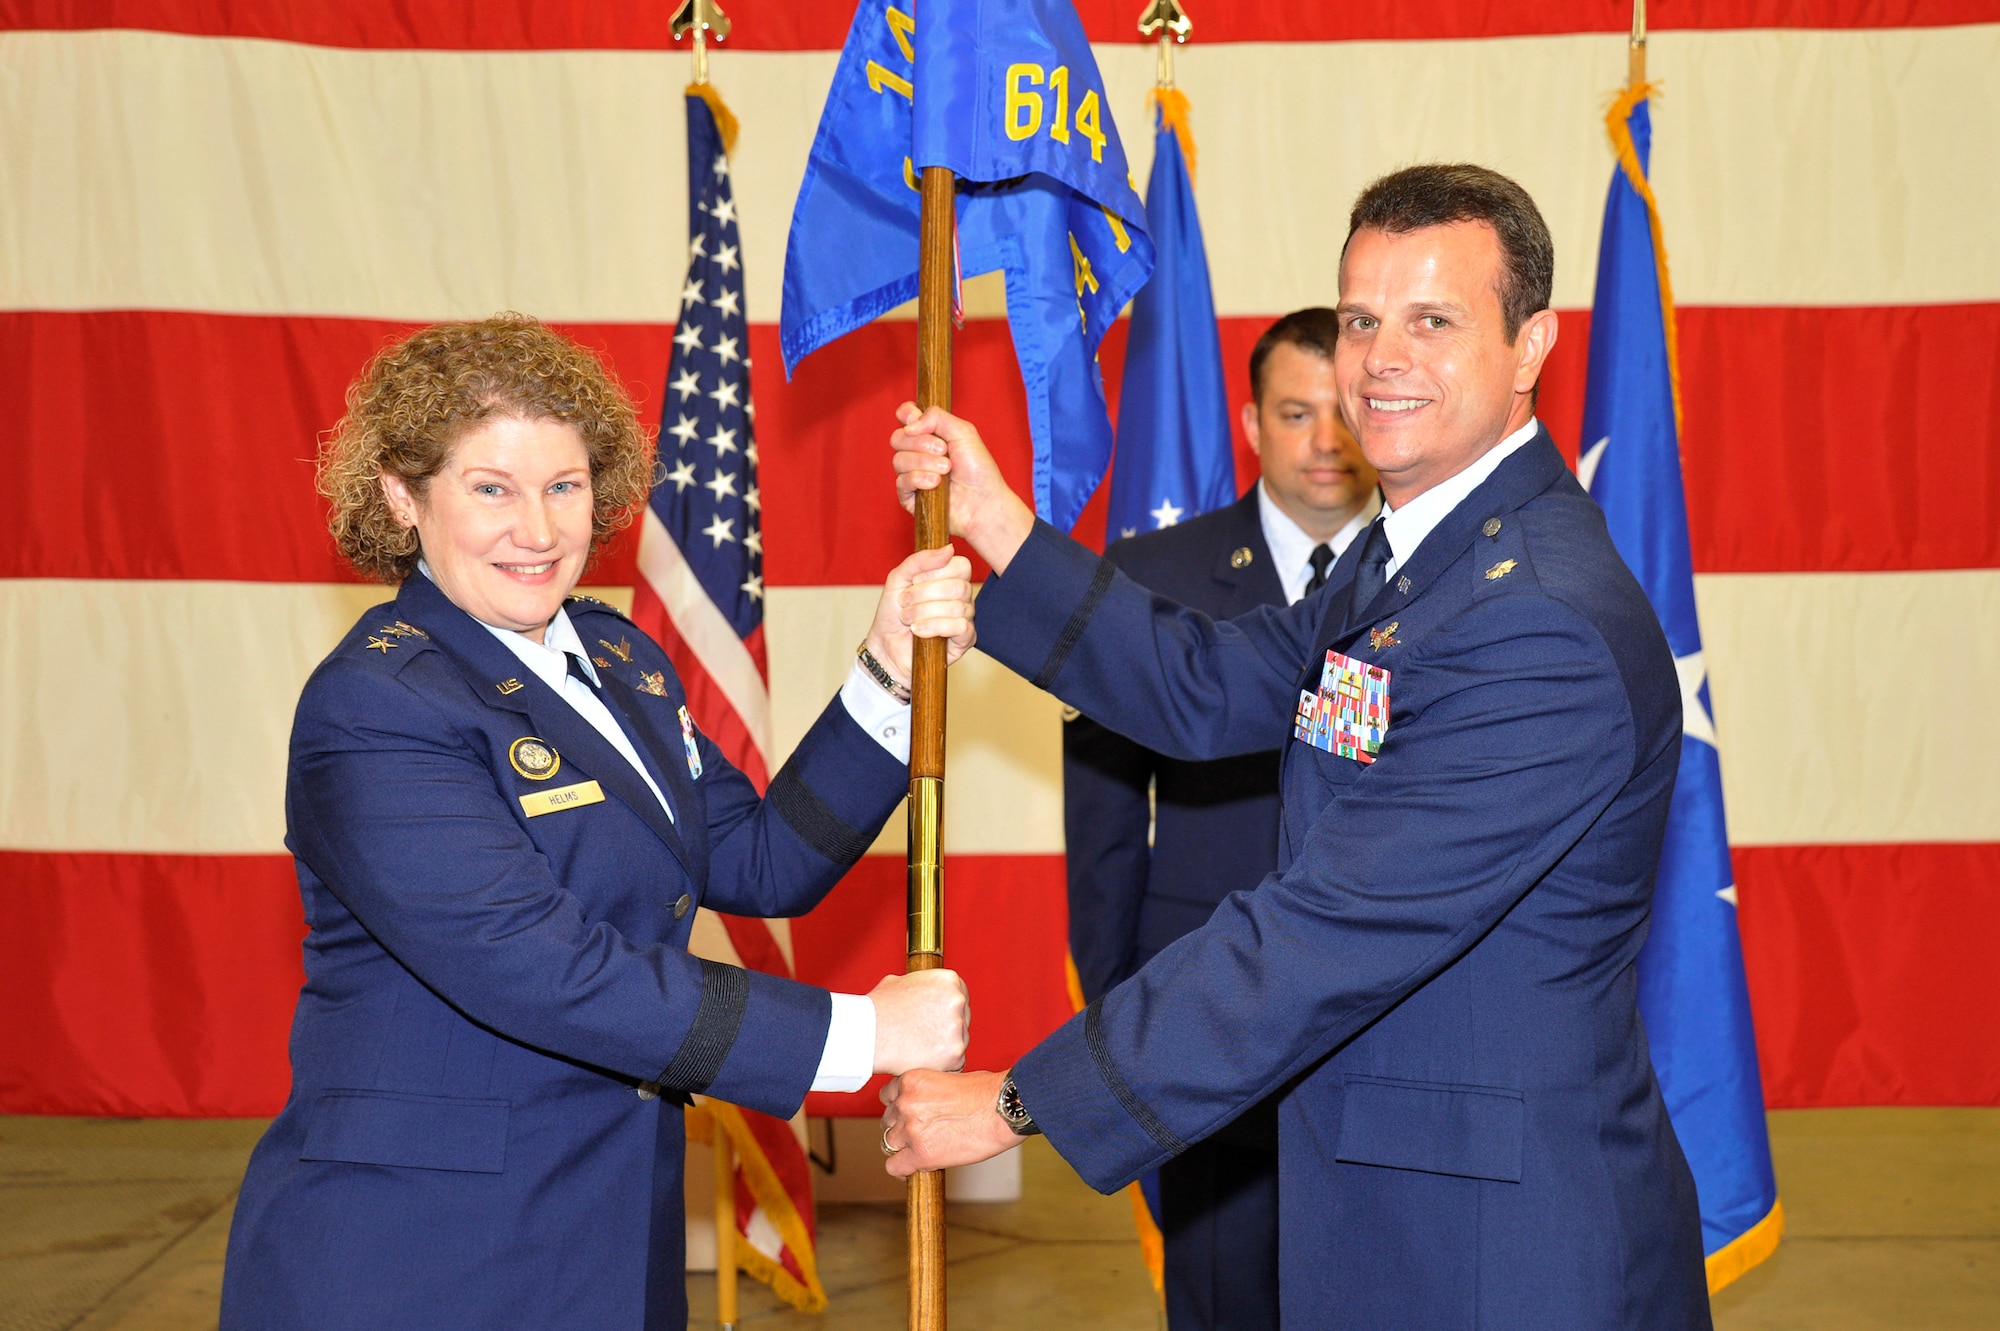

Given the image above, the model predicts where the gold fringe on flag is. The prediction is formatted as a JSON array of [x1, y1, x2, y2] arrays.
[[1147, 86, 1197, 184], [686, 1099, 829, 1313], [1602, 81, 1682, 435], [685, 82, 740, 156]]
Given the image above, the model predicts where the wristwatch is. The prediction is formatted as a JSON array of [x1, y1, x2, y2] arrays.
[[996, 1072, 1042, 1137]]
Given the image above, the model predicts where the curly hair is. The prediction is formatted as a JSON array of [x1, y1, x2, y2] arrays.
[[319, 314, 656, 583]]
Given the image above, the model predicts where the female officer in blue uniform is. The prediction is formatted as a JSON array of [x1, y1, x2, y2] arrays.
[[220, 316, 974, 1330]]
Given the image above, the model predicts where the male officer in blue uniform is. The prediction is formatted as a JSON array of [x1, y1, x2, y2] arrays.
[[1065, 308, 1380, 1328], [883, 164, 1711, 1328]]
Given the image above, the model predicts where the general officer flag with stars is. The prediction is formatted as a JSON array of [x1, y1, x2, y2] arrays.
[[780, 0, 1154, 532], [1579, 83, 1783, 1291], [1107, 90, 1233, 541]]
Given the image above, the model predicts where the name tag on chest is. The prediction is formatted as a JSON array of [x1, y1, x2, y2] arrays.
[[520, 780, 605, 818], [1295, 650, 1390, 764]]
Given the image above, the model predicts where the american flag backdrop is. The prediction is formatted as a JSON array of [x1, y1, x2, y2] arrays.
[[3, 0, 1999, 1275]]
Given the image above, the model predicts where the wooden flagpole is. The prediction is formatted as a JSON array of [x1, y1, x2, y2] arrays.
[[906, 162, 956, 1331]]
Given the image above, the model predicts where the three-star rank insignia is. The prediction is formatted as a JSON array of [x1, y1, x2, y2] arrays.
[[1485, 558, 1518, 581], [635, 670, 668, 698], [1370, 621, 1401, 651], [599, 637, 633, 664], [496, 678, 525, 696], [364, 636, 397, 653], [508, 736, 561, 781]]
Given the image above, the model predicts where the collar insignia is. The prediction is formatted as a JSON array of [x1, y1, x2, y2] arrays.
[[496, 678, 525, 696], [1485, 559, 1518, 581], [635, 670, 668, 697], [1369, 622, 1400, 651]]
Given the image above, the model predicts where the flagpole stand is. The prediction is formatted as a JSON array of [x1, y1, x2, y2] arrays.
[[907, 161, 956, 1331], [713, 1118, 738, 1331]]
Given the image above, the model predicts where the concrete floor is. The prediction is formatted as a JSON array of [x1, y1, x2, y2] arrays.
[[2, 1109, 1994, 1330]]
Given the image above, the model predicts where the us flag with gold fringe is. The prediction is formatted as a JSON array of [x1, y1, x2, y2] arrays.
[[630, 85, 826, 1312]]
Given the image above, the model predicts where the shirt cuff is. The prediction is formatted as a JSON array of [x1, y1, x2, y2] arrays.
[[810, 990, 878, 1093], [839, 658, 913, 764]]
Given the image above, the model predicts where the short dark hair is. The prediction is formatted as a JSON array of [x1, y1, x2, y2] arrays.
[[1248, 307, 1343, 403], [1344, 164, 1554, 341]]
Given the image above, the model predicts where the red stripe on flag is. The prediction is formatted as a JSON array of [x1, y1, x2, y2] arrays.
[[1736, 842, 2000, 1108], [1, 0, 1987, 50], [0, 851, 303, 1117], [631, 579, 772, 790], [795, 854, 1073, 1117], [9, 307, 1996, 586]]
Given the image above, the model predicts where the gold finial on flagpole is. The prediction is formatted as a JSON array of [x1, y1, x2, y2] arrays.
[[1628, 0, 1647, 89], [671, 0, 732, 87], [1138, 0, 1191, 89]]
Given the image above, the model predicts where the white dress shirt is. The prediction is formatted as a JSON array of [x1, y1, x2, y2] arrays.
[[441, 568, 896, 1093], [1257, 482, 1384, 606], [1379, 419, 1541, 579]]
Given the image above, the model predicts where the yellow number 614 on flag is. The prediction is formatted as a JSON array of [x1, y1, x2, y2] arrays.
[[1003, 62, 1107, 161]]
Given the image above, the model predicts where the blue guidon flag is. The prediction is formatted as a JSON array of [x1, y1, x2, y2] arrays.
[[1579, 81, 1783, 1293], [780, 0, 1154, 532]]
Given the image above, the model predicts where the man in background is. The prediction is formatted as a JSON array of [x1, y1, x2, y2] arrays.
[[1063, 309, 1380, 1329]]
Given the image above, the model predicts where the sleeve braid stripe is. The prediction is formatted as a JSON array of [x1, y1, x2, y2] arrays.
[[768, 760, 876, 865], [1084, 998, 1186, 1157], [1032, 557, 1117, 692], [658, 959, 750, 1094]]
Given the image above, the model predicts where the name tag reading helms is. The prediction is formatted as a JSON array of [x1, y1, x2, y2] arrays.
[[1295, 649, 1390, 764]]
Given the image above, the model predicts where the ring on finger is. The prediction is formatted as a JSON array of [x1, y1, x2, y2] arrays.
[[881, 1127, 899, 1157]]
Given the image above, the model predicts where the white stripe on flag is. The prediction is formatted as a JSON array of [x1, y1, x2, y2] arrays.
[[638, 507, 774, 770]]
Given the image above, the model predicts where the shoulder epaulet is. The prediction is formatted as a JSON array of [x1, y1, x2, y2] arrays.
[[564, 592, 632, 621]]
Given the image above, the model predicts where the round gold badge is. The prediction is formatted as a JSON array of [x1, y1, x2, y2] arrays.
[[508, 737, 561, 781], [1230, 547, 1254, 569]]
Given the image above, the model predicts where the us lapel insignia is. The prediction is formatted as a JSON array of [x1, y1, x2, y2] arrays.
[[1397, 575, 1412, 595], [364, 635, 397, 653], [1370, 621, 1401, 651], [496, 677, 525, 696], [600, 637, 634, 664], [677, 705, 705, 780], [1485, 558, 1518, 581], [635, 670, 668, 697], [508, 736, 562, 781]]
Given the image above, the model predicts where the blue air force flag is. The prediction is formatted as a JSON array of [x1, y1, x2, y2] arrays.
[[1580, 86, 1782, 1288], [1107, 93, 1234, 541], [780, 0, 1154, 531]]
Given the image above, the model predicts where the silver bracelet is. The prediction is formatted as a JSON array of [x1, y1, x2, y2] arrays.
[[856, 642, 913, 704]]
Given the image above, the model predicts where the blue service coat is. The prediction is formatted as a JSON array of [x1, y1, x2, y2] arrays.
[[1064, 487, 1287, 1329], [1064, 489, 1288, 1003], [981, 432, 1711, 1329], [220, 571, 905, 1331]]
